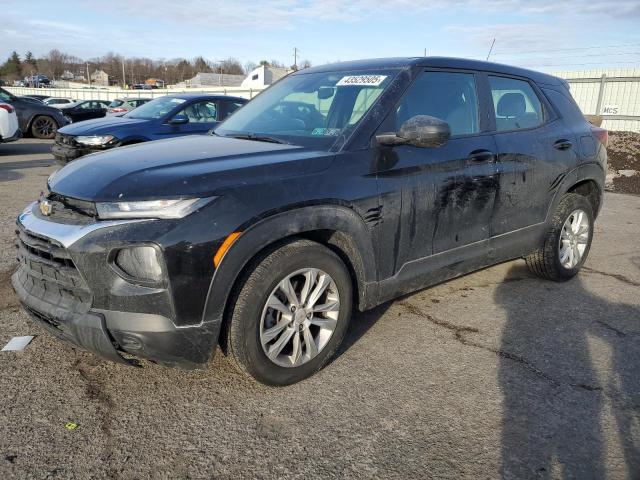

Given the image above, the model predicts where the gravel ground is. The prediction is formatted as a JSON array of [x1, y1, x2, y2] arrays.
[[607, 131, 640, 195], [1, 139, 639, 479]]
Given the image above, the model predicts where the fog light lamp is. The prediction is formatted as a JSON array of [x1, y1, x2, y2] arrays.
[[115, 246, 163, 283]]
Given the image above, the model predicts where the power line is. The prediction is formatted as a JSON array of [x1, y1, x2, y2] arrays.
[[517, 60, 640, 67], [492, 42, 640, 56], [505, 51, 640, 62]]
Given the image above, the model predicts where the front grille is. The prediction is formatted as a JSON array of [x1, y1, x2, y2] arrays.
[[15, 225, 91, 316], [38, 193, 97, 225]]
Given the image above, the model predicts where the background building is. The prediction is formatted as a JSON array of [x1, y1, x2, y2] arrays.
[[241, 65, 291, 88], [90, 69, 113, 86], [180, 72, 245, 88]]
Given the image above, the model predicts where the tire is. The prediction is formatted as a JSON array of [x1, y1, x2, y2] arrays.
[[525, 193, 594, 281], [227, 239, 353, 386], [30, 116, 58, 139]]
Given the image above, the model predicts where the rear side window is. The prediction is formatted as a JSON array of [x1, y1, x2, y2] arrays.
[[489, 76, 544, 131], [395, 71, 479, 136]]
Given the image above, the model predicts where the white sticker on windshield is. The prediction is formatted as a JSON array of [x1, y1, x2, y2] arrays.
[[336, 75, 387, 87]]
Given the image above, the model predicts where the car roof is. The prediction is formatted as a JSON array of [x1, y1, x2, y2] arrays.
[[297, 56, 563, 86], [165, 94, 248, 102]]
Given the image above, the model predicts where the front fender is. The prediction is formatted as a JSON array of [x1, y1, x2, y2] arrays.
[[201, 204, 378, 327]]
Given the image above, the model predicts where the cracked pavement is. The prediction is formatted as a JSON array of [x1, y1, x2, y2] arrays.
[[1, 139, 639, 479]]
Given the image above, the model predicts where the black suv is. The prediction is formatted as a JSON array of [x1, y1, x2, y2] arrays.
[[12, 58, 607, 385]]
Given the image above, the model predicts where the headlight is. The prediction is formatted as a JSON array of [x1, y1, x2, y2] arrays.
[[114, 246, 163, 283], [75, 135, 115, 146], [96, 197, 215, 219]]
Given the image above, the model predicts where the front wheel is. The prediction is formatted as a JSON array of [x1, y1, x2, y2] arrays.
[[30, 116, 58, 139], [525, 193, 594, 281], [226, 239, 353, 386]]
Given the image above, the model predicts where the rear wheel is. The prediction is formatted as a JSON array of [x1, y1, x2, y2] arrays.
[[525, 193, 594, 281], [226, 239, 352, 386], [30, 116, 58, 139]]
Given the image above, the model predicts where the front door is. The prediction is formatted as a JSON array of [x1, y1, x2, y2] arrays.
[[375, 70, 498, 277], [163, 101, 220, 137]]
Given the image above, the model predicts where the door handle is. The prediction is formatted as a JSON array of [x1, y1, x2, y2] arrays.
[[468, 149, 496, 163], [553, 139, 573, 150]]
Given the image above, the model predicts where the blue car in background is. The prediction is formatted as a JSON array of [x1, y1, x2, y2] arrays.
[[52, 94, 248, 164]]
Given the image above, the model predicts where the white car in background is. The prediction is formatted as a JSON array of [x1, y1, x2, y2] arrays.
[[0, 101, 21, 143], [43, 97, 75, 107]]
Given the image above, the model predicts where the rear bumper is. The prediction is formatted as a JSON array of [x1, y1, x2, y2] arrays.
[[1, 128, 22, 143]]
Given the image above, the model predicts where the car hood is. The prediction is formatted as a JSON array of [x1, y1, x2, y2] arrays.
[[49, 135, 334, 202], [58, 116, 150, 135]]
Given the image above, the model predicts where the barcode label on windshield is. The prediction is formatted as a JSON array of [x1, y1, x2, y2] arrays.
[[336, 75, 387, 87]]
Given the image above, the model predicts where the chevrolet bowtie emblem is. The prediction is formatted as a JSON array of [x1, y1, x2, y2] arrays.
[[39, 199, 53, 216]]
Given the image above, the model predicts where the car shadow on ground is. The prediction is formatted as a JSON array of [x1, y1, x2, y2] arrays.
[[0, 140, 53, 157], [496, 264, 640, 479], [0, 159, 55, 182]]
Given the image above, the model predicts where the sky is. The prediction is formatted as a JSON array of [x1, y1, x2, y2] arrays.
[[3, 0, 640, 73]]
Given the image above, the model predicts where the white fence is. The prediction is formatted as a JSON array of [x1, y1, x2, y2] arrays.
[[5, 85, 266, 101], [557, 69, 640, 133]]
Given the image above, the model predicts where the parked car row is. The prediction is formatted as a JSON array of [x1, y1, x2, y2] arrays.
[[107, 97, 151, 114], [52, 94, 247, 163], [0, 89, 167, 140]]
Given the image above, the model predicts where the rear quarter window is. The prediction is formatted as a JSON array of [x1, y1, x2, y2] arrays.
[[489, 76, 544, 131]]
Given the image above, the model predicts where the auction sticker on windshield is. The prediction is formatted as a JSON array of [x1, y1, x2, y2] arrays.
[[336, 75, 387, 86]]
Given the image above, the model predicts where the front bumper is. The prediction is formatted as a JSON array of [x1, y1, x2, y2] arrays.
[[11, 202, 221, 369], [51, 142, 106, 165]]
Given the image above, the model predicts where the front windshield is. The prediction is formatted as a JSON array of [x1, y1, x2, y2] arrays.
[[215, 69, 397, 147], [125, 96, 185, 120]]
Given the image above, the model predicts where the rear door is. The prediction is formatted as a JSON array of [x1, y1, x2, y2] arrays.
[[375, 69, 498, 275], [487, 75, 578, 237]]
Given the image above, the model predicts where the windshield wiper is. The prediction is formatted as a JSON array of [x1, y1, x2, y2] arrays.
[[229, 133, 289, 145]]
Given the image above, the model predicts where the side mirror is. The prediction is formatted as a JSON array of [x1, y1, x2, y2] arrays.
[[169, 114, 189, 125], [318, 87, 335, 100], [376, 115, 451, 148]]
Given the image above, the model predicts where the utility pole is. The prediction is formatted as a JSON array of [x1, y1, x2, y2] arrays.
[[86, 62, 91, 87], [424, 48, 427, 57], [293, 47, 298, 70], [122, 58, 126, 88], [486, 38, 496, 61]]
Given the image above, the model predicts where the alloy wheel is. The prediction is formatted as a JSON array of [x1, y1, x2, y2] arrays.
[[260, 268, 340, 368], [558, 208, 590, 269], [32, 117, 56, 138]]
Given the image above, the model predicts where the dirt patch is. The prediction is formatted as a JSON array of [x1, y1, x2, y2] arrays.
[[0, 266, 19, 311], [607, 131, 640, 195]]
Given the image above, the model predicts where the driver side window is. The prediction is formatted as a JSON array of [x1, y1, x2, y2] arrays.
[[396, 71, 479, 136], [178, 101, 218, 123]]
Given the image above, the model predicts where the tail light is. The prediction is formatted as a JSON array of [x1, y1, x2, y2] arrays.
[[0, 104, 14, 114], [591, 127, 608, 147], [110, 107, 126, 113]]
